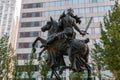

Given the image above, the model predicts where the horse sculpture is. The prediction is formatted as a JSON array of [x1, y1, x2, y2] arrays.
[[32, 17, 92, 80]]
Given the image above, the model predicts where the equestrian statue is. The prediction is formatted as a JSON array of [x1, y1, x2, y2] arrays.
[[32, 8, 93, 80]]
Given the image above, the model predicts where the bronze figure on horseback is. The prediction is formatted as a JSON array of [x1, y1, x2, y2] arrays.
[[32, 8, 92, 80]]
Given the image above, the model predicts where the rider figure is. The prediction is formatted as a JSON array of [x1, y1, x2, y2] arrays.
[[41, 8, 86, 47]]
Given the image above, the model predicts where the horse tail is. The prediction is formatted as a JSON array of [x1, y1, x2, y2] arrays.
[[84, 44, 89, 63]]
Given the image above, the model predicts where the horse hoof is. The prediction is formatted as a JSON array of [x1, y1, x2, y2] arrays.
[[32, 48, 36, 53], [59, 70, 62, 75], [38, 57, 41, 61], [87, 77, 92, 80]]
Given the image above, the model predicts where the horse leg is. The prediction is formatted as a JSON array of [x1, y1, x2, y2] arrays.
[[67, 47, 74, 68], [38, 48, 45, 61], [32, 37, 41, 53], [51, 67, 61, 80], [32, 37, 46, 48], [50, 70, 54, 78], [59, 66, 75, 74], [32, 37, 40, 47], [80, 58, 92, 80]]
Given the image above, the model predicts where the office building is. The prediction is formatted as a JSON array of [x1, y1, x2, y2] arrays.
[[0, 0, 16, 37]]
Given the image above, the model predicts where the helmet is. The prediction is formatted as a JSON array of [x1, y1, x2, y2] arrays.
[[67, 8, 74, 13]]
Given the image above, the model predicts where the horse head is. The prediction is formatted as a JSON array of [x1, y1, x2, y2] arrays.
[[41, 17, 58, 36]]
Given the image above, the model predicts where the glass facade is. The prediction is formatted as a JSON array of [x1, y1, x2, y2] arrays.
[[0, 0, 15, 37], [22, 0, 113, 9], [17, 53, 37, 60], [22, 12, 43, 18], [21, 21, 43, 27], [18, 42, 39, 48], [20, 31, 39, 37]]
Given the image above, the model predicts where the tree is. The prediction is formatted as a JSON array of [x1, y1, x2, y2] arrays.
[[24, 52, 35, 80], [91, 43, 105, 80], [0, 34, 16, 80], [13, 59, 23, 80], [69, 72, 83, 80], [92, 0, 120, 79], [39, 51, 50, 80]]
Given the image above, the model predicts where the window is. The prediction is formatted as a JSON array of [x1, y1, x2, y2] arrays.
[[55, 10, 61, 15], [18, 42, 39, 48], [34, 22, 40, 26], [17, 54, 29, 60], [93, 7, 98, 13], [85, 0, 90, 3], [49, 2, 55, 7], [22, 12, 42, 18], [17, 53, 37, 60], [105, 6, 111, 11], [20, 32, 29, 37], [31, 32, 39, 37], [85, 17, 91, 23], [68, 0, 73, 5], [22, 13, 31, 18], [46, 2, 49, 7], [40, 12, 43, 17], [92, 0, 97, 3], [35, 12, 40, 17], [23, 4, 32, 9], [21, 22, 31, 27], [21, 21, 42, 27], [61, 1, 66, 6], [49, 11, 54, 16], [23, 3, 43, 9], [98, 6, 105, 12], [99, 17, 104, 22], [73, 0, 78, 4], [27, 13, 32, 17], [95, 27, 100, 33], [45, 11, 49, 17], [18, 43, 29, 48], [74, 8, 79, 14], [20, 32, 39, 37], [85, 8, 90, 13], [36, 3, 43, 7], [97, 0, 104, 2], [55, 1, 61, 6], [79, 8, 85, 14], [93, 17, 99, 23], [79, 0, 84, 4]]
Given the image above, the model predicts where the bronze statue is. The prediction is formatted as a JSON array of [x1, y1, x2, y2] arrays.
[[32, 8, 92, 80]]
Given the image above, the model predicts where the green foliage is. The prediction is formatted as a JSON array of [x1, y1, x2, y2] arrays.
[[70, 72, 83, 80], [24, 52, 35, 80], [39, 51, 50, 80], [92, 0, 120, 79], [91, 42, 105, 80], [14, 60, 23, 80], [0, 35, 10, 79], [0, 34, 16, 80]]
